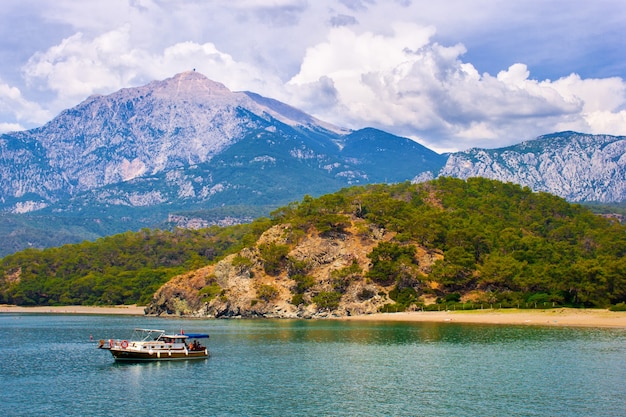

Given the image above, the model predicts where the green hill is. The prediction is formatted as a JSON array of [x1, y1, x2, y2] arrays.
[[2, 177, 626, 311]]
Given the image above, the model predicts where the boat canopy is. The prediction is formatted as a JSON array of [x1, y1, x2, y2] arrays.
[[178, 333, 209, 339], [129, 328, 167, 341], [124, 328, 209, 341]]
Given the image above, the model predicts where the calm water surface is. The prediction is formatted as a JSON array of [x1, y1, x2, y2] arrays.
[[1, 314, 624, 416]]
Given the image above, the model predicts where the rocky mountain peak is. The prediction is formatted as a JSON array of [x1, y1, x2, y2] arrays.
[[147, 71, 233, 100], [0, 71, 389, 219]]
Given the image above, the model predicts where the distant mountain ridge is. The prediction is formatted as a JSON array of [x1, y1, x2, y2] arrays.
[[440, 131, 626, 202], [0, 71, 625, 257]]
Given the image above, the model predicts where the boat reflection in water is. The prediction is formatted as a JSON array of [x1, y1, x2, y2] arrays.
[[98, 328, 209, 361]]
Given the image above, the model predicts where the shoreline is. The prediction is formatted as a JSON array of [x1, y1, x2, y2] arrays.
[[0, 304, 146, 315], [342, 308, 626, 328], [2, 305, 626, 328]]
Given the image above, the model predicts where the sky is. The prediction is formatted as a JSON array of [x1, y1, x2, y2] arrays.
[[1, 0, 625, 152]]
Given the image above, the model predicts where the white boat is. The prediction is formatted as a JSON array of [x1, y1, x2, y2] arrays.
[[98, 328, 209, 361]]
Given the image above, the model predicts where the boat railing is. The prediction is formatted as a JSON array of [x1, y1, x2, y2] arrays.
[[98, 338, 122, 349]]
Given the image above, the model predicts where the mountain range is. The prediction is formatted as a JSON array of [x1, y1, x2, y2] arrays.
[[440, 131, 626, 202], [0, 71, 624, 256]]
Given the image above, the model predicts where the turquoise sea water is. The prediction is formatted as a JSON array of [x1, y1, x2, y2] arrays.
[[1, 314, 625, 416]]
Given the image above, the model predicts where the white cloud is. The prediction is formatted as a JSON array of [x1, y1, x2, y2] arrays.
[[0, 80, 50, 128], [22, 27, 144, 106], [2, 1, 625, 150], [20, 26, 285, 113], [583, 111, 626, 135], [287, 23, 626, 150], [155, 42, 283, 94], [0, 122, 25, 134], [549, 73, 626, 113], [288, 23, 441, 126]]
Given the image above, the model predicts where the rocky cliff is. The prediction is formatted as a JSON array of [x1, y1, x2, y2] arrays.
[[145, 218, 441, 318]]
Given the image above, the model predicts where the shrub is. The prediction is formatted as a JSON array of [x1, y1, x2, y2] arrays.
[[232, 255, 253, 270], [527, 293, 550, 304], [312, 291, 342, 311], [232, 255, 253, 267], [444, 292, 461, 303], [330, 260, 363, 293], [292, 274, 316, 294], [199, 283, 222, 302], [379, 303, 405, 313], [291, 293, 305, 306], [314, 214, 349, 237], [257, 284, 279, 302], [259, 243, 290, 276], [366, 242, 418, 286], [388, 286, 418, 310], [609, 302, 626, 311], [287, 258, 311, 277]]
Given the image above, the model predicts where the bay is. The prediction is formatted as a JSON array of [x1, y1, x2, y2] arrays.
[[1, 314, 624, 416]]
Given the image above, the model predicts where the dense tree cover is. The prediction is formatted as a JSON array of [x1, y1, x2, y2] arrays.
[[0, 202, 275, 258], [582, 201, 626, 218], [366, 242, 421, 287], [3, 177, 626, 309], [273, 178, 626, 308], [0, 219, 271, 306]]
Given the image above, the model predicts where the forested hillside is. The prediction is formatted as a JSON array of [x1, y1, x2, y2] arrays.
[[3, 177, 626, 312], [0, 222, 270, 305]]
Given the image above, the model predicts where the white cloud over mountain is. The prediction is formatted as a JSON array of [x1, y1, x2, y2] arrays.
[[287, 24, 626, 150], [0, 0, 625, 151]]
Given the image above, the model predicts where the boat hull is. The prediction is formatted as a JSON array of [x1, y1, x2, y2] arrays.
[[110, 348, 208, 361]]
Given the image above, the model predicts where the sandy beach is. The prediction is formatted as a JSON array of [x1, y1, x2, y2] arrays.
[[344, 308, 626, 328], [2, 305, 625, 328]]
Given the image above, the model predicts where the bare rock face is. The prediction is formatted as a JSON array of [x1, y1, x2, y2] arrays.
[[146, 218, 441, 318], [143, 266, 213, 316], [438, 131, 626, 202]]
